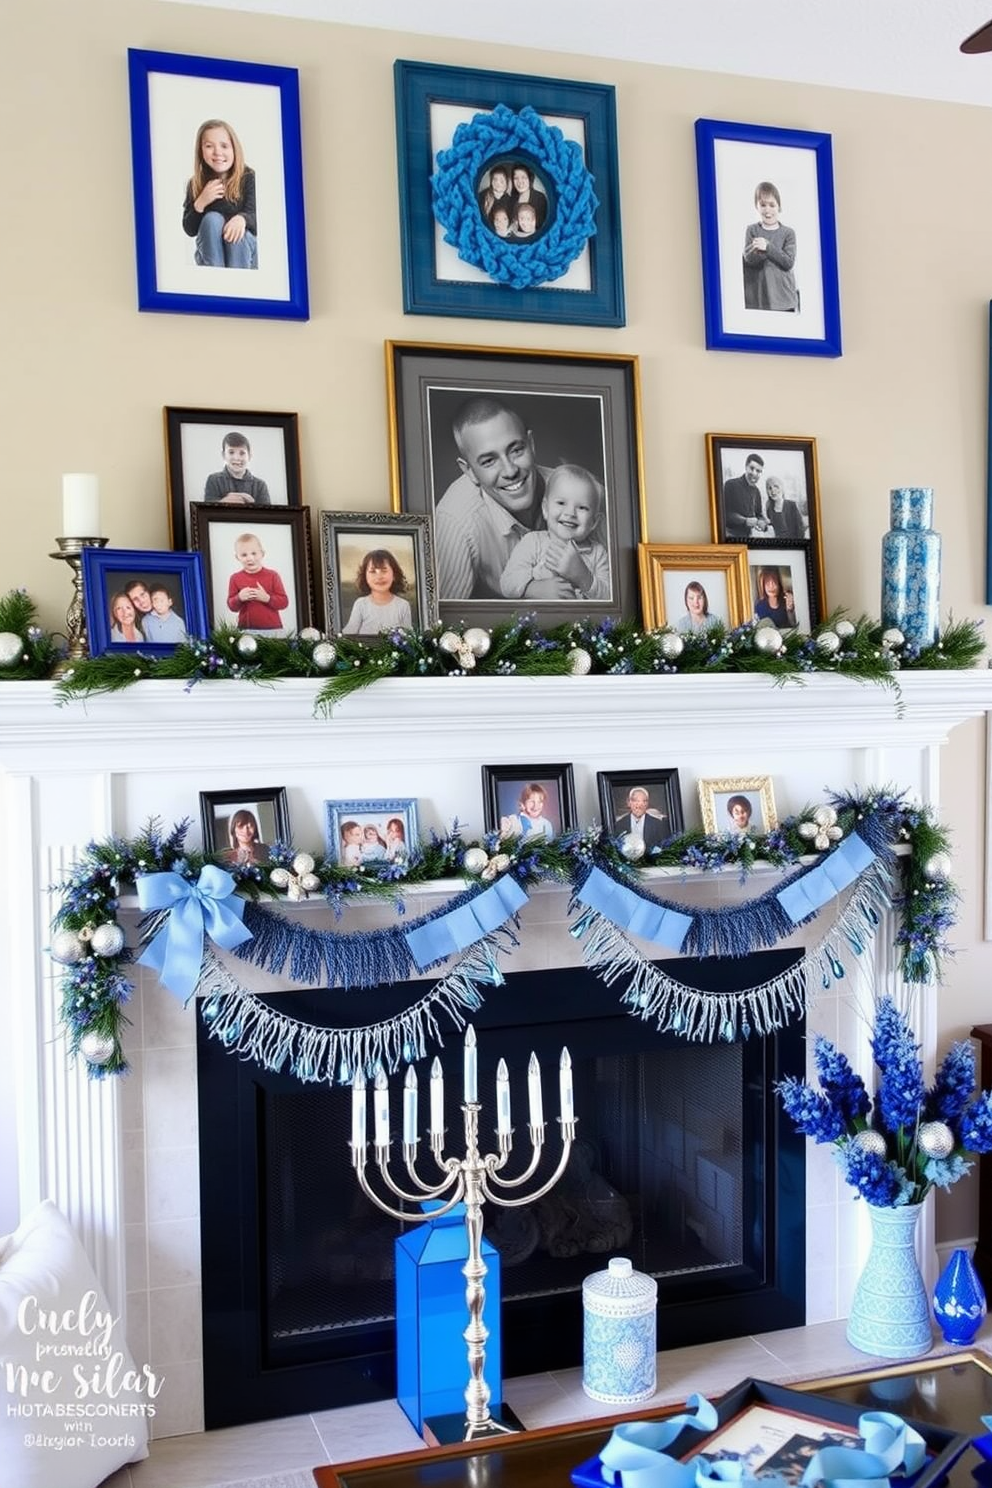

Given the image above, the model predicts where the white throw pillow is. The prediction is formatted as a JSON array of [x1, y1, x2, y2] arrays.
[[0, 1200, 150, 1488]]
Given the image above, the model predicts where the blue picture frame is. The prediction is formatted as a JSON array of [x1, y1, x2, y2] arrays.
[[986, 304, 992, 604], [394, 60, 624, 327], [127, 48, 309, 321], [81, 547, 209, 657], [324, 798, 420, 869], [695, 118, 841, 358]]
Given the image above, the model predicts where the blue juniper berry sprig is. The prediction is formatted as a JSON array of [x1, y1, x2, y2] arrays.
[[776, 996, 992, 1206]]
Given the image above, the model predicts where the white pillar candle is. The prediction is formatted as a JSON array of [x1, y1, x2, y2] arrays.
[[429, 1056, 444, 1136], [496, 1058, 511, 1135], [403, 1066, 418, 1145], [351, 1071, 366, 1149], [559, 1047, 574, 1123], [527, 1052, 544, 1128], [62, 474, 101, 537], [373, 1066, 390, 1147], [464, 1024, 478, 1104]]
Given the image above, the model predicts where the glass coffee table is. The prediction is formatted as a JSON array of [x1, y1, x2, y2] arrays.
[[311, 1351, 992, 1488]]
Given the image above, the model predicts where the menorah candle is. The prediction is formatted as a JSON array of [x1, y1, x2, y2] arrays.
[[403, 1066, 418, 1145], [351, 1071, 366, 1149], [464, 1024, 478, 1103], [429, 1056, 444, 1136], [559, 1047, 574, 1122], [496, 1059, 511, 1135], [374, 1066, 390, 1146], [527, 1052, 544, 1128], [62, 473, 101, 536]]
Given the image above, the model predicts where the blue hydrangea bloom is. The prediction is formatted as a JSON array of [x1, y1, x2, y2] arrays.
[[840, 1143, 910, 1206]]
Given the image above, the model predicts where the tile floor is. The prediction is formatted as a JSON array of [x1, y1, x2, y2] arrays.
[[96, 1318, 992, 1488]]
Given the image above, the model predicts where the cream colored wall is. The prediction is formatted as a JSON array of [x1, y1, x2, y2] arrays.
[[4, 0, 992, 1240]]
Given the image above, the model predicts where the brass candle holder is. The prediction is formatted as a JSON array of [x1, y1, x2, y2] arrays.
[[49, 536, 108, 676]]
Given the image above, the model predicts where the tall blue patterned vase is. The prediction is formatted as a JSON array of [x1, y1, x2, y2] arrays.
[[933, 1247, 986, 1345], [880, 487, 941, 649], [846, 1203, 933, 1359]]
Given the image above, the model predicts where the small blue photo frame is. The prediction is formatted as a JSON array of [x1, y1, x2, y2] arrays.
[[127, 48, 309, 321], [695, 118, 841, 358], [394, 60, 624, 328], [324, 798, 420, 870], [81, 547, 209, 658]]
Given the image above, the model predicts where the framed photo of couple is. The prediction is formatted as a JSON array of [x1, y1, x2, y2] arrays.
[[694, 118, 842, 358], [387, 341, 646, 629]]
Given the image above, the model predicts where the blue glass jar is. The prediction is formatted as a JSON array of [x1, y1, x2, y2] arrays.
[[933, 1246, 986, 1345], [880, 487, 941, 649]]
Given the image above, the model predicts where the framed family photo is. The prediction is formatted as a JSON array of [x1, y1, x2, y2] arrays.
[[636, 544, 750, 633], [127, 48, 309, 320], [482, 764, 576, 842], [387, 341, 645, 627], [394, 60, 624, 327], [80, 547, 208, 657], [199, 786, 290, 865], [165, 406, 302, 548], [189, 504, 316, 636], [698, 775, 777, 836], [319, 511, 438, 638], [694, 118, 841, 357], [597, 769, 684, 846], [324, 798, 419, 869]]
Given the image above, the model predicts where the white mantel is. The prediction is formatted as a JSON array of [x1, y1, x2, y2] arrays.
[[3, 670, 992, 1437]]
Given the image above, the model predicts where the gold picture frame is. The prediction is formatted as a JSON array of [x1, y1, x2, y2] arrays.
[[698, 774, 777, 835], [637, 543, 750, 632]]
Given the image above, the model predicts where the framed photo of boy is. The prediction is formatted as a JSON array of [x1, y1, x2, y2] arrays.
[[319, 512, 438, 638], [189, 504, 316, 636], [636, 544, 750, 633], [324, 798, 419, 869], [482, 764, 576, 843], [597, 769, 683, 849], [394, 61, 624, 327], [694, 118, 841, 357], [199, 787, 290, 866], [165, 407, 302, 549], [388, 341, 645, 628], [127, 48, 309, 320], [698, 775, 777, 837], [80, 548, 209, 657]]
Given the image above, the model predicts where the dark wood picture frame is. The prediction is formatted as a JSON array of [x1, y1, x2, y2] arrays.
[[596, 768, 683, 847], [482, 763, 576, 841], [165, 406, 302, 550], [318, 510, 438, 638], [199, 786, 290, 865], [189, 503, 316, 634]]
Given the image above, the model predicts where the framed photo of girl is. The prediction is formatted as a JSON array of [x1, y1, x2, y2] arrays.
[[199, 787, 290, 866], [80, 548, 209, 657], [165, 407, 302, 549], [127, 48, 309, 320], [189, 504, 316, 636], [319, 512, 438, 638], [636, 544, 751, 633], [694, 118, 841, 357], [698, 775, 778, 837]]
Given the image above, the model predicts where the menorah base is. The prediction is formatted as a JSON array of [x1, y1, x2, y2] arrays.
[[422, 1403, 525, 1446]]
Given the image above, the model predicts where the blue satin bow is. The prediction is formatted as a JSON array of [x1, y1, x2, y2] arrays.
[[137, 865, 252, 1000]]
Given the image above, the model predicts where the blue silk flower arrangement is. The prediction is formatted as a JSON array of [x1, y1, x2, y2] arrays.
[[777, 997, 992, 1205]]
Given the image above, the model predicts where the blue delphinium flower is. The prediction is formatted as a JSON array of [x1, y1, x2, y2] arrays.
[[872, 997, 925, 1135], [924, 1154, 972, 1189], [840, 1143, 908, 1206], [813, 1036, 870, 1123], [959, 1091, 992, 1153], [926, 1040, 976, 1123], [775, 1077, 845, 1143]]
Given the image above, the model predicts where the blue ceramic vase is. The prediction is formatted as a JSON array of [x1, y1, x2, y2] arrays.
[[933, 1247, 986, 1345], [880, 487, 941, 650], [847, 1203, 933, 1359]]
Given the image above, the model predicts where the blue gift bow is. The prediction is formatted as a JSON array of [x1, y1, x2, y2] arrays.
[[137, 865, 252, 1000], [590, 1401, 924, 1488], [404, 874, 528, 970], [574, 866, 693, 952], [777, 832, 876, 925]]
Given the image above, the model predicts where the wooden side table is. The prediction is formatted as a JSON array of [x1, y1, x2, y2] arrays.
[[971, 1025, 992, 1293]]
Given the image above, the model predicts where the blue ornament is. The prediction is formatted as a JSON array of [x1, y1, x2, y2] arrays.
[[933, 1247, 986, 1345]]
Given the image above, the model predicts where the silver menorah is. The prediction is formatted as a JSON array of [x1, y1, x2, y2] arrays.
[[349, 1024, 576, 1442]]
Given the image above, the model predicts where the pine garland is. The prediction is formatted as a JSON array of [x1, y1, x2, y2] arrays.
[[0, 590, 61, 679]]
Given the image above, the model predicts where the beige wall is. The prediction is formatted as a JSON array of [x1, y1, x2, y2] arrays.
[[5, 0, 992, 1238]]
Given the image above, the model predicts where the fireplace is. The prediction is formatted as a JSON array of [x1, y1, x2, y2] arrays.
[[197, 951, 805, 1428]]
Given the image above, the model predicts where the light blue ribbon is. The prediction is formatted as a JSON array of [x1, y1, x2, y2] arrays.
[[575, 866, 693, 951], [404, 874, 528, 970], [777, 832, 876, 925], [595, 1395, 718, 1487], [137, 866, 252, 1000]]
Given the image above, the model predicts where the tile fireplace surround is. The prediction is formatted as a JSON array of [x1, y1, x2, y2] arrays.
[[3, 671, 992, 1440]]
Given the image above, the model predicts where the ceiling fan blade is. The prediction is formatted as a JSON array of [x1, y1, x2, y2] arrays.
[[962, 18, 992, 52]]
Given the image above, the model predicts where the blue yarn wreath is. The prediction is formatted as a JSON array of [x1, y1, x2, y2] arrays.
[[431, 103, 599, 290]]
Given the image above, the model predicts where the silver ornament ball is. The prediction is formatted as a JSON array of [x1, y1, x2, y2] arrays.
[[881, 627, 906, 649], [835, 619, 856, 639], [754, 626, 784, 654], [292, 852, 316, 876], [462, 627, 491, 658], [312, 641, 337, 670], [299, 626, 322, 643], [798, 821, 819, 840], [79, 1030, 116, 1066], [923, 851, 952, 882], [50, 929, 86, 965], [0, 631, 24, 666], [815, 630, 841, 655], [918, 1120, 954, 1159], [298, 872, 321, 893], [463, 846, 490, 875], [90, 922, 125, 958], [438, 631, 462, 655], [567, 646, 592, 675], [619, 832, 646, 862], [236, 633, 259, 658], [659, 632, 685, 660], [852, 1129, 888, 1158], [269, 867, 292, 889], [813, 805, 838, 829]]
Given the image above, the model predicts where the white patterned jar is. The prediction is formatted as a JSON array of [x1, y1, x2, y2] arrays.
[[880, 487, 941, 650], [582, 1256, 657, 1404]]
